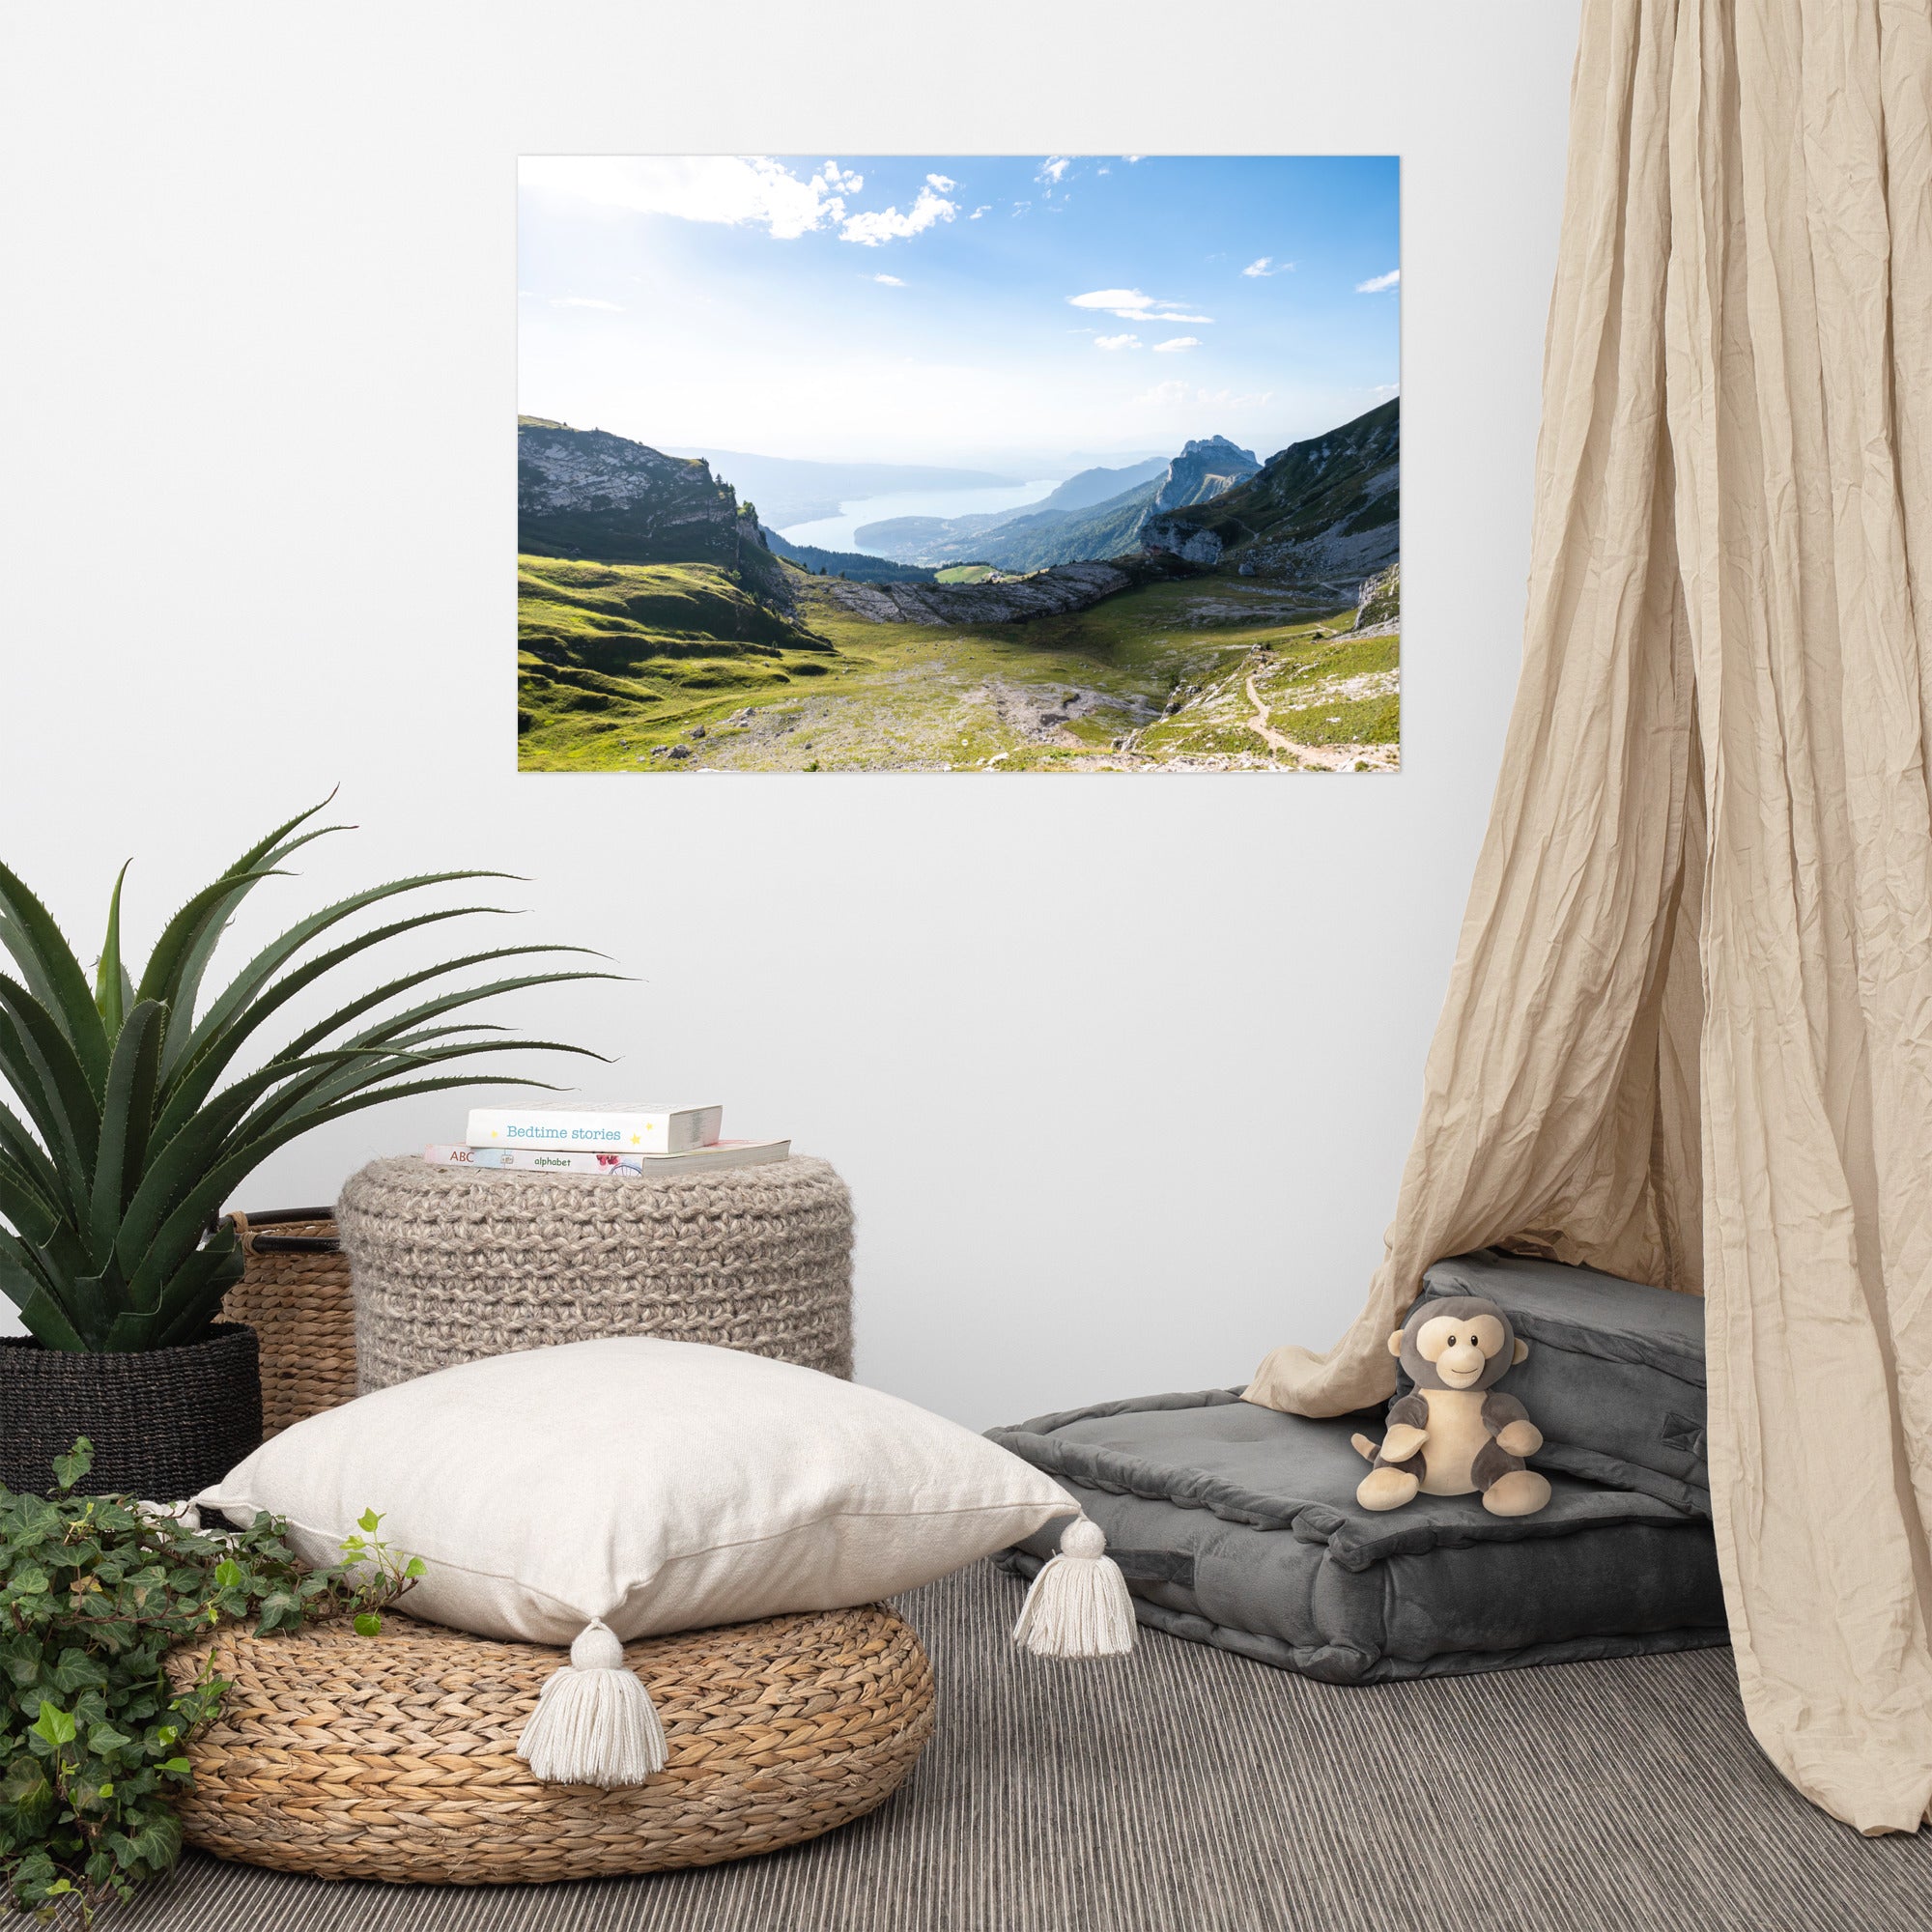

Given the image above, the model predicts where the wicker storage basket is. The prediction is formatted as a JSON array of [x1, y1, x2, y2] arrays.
[[169, 1602, 933, 1884], [220, 1208, 358, 1437]]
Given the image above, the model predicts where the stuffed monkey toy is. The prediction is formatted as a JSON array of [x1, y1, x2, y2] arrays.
[[1350, 1294, 1552, 1517]]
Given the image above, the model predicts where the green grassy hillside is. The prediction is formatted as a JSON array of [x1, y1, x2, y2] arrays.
[[519, 560, 1397, 773], [517, 556, 840, 754]]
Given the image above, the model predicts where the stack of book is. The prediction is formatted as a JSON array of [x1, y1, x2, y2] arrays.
[[424, 1104, 789, 1177]]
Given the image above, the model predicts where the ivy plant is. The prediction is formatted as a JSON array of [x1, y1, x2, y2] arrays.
[[0, 1440, 418, 1923]]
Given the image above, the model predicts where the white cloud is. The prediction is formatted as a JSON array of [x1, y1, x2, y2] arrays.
[[840, 185, 957, 246], [1356, 269, 1401, 293], [1122, 155, 1143, 163], [550, 296, 624, 311], [1137, 379, 1190, 408], [1069, 287, 1151, 313], [1151, 335, 1201, 353], [1038, 156, 1071, 185], [1010, 200, 1032, 217], [520, 156, 859, 241], [1067, 288, 1214, 325], [1242, 256, 1293, 278], [872, 273, 905, 286], [1094, 333, 1141, 351], [969, 204, 991, 219], [925, 173, 956, 191]]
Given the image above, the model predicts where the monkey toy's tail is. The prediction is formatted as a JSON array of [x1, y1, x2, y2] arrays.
[[1350, 1432, 1379, 1463]]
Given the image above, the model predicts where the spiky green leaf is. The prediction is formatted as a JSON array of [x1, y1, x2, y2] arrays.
[[94, 860, 132, 1038], [0, 973, 100, 1193], [89, 1000, 165, 1269], [0, 861, 110, 1092]]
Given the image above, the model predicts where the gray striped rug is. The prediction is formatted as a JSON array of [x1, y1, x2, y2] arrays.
[[128, 1561, 1931, 1932]]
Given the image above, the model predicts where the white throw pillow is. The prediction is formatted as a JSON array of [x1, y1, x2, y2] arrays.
[[197, 1337, 1082, 1646]]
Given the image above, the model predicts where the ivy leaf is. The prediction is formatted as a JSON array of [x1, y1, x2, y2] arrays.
[[356, 1508, 383, 1534], [31, 1701, 76, 1748], [353, 1611, 383, 1637], [1, 1641, 43, 1688], [0, 1756, 51, 1806], [88, 1721, 134, 1754], [50, 1647, 108, 1694], [404, 1556, 426, 1579], [50, 1437, 94, 1493]]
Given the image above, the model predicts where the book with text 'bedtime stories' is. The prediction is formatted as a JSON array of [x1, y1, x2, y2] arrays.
[[426, 1141, 788, 1177], [465, 1104, 724, 1152]]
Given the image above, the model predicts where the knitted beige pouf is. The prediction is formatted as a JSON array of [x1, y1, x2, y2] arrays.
[[336, 1155, 854, 1392], [168, 1603, 933, 1884]]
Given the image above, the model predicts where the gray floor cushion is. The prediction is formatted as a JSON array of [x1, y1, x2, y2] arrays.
[[991, 1390, 1725, 1683], [1421, 1249, 1709, 1514]]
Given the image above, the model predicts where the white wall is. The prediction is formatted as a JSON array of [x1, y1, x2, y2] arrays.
[[0, 0, 1578, 1427]]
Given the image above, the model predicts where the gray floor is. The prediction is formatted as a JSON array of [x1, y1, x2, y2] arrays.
[[127, 1561, 1932, 1932]]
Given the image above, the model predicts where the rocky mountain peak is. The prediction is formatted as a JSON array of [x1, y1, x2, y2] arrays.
[[1179, 435, 1258, 464], [1151, 436, 1263, 513]]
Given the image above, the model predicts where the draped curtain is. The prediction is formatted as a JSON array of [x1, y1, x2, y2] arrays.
[[1248, 0, 1932, 1834]]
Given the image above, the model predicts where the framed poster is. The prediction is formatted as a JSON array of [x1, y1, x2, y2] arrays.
[[518, 156, 1398, 773]]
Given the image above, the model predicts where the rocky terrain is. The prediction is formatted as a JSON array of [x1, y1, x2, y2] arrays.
[[518, 416, 794, 605], [1352, 560, 1400, 632], [822, 559, 1133, 624]]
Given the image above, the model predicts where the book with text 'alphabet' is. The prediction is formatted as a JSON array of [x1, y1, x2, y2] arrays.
[[426, 1140, 788, 1177], [464, 1104, 724, 1153]]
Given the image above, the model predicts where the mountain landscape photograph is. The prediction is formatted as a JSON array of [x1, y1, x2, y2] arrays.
[[517, 155, 1399, 773]]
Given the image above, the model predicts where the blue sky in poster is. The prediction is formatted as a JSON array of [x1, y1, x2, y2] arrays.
[[518, 155, 1398, 470]]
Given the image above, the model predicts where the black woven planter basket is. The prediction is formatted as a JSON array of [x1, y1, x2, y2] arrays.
[[0, 1323, 263, 1501]]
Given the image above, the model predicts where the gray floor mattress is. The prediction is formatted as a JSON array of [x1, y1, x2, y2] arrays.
[[1421, 1248, 1710, 1513], [991, 1389, 1726, 1683]]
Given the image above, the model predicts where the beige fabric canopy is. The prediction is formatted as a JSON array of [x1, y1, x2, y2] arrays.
[[1248, 0, 1932, 1835]]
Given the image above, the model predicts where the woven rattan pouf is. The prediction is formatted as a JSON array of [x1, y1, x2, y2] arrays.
[[169, 1602, 933, 1884], [336, 1154, 854, 1392]]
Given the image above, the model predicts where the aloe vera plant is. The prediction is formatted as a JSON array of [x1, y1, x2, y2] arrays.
[[0, 801, 610, 1352]]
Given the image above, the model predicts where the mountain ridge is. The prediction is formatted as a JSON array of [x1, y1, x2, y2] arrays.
[[851, 437, 1264, 573], [1140, 400, 1399, 593]]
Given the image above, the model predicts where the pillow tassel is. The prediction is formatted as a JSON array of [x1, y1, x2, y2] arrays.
[[516, 1619, 668, 1785], [1011, 1517, 1136, 1659]]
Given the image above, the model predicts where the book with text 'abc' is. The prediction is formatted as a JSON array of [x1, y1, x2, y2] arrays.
[[426, 1140, 789, 1177]]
